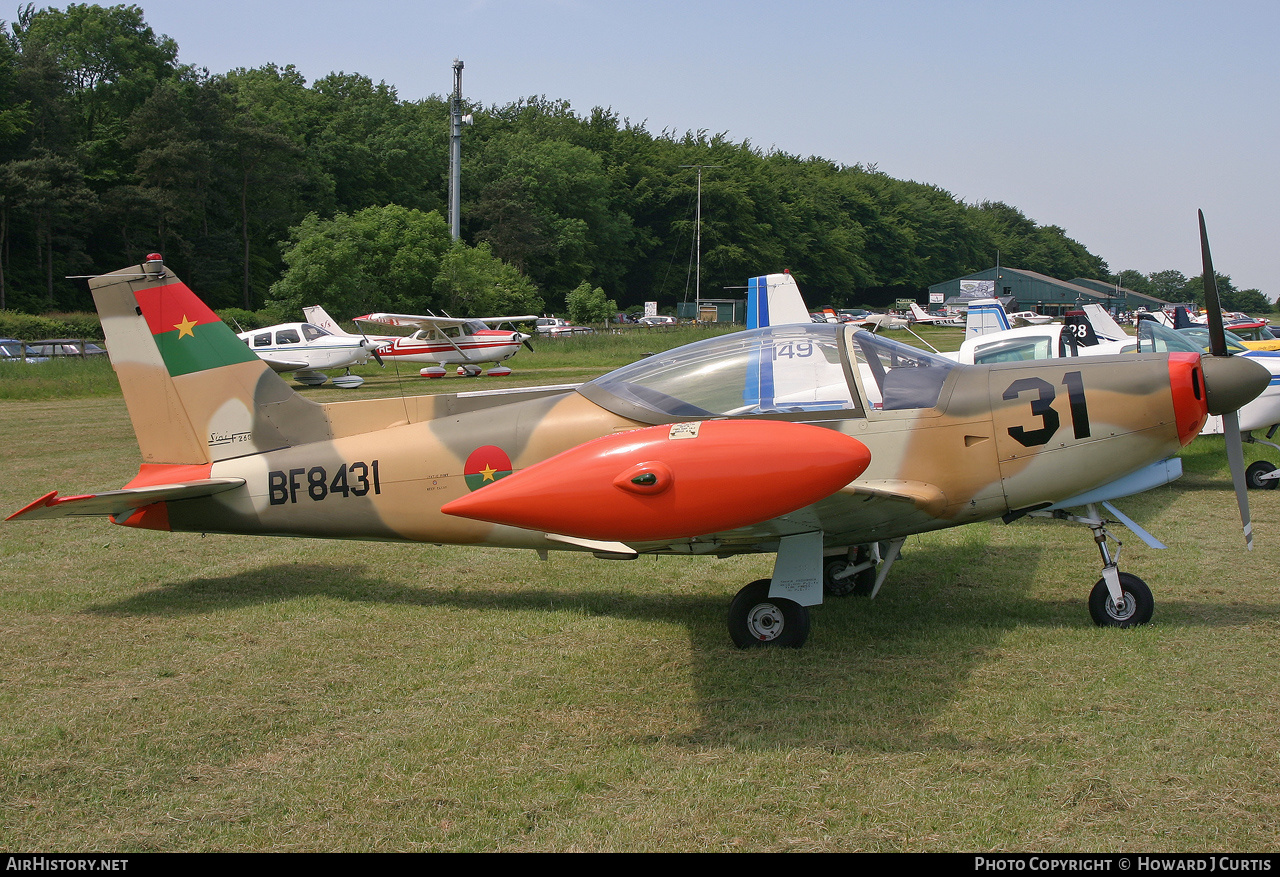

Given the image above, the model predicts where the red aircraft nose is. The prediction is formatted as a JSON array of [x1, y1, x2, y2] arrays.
[[1167, 352, 1209, 446], [440, 419, 872, 541]]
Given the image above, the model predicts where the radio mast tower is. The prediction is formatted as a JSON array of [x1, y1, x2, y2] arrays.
[[448, 59, 464, 241]]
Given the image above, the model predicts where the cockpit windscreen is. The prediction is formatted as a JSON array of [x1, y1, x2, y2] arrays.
[[579, 324, 855, 422]]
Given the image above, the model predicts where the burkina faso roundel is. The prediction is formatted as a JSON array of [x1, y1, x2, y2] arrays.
[[464, 445, 514, 491]]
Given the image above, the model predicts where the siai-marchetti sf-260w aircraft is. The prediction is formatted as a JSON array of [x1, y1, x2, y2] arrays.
[[8, 248, 1270, 649]]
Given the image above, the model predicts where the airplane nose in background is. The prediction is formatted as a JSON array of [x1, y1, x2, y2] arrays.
[[1200, 355, 1271, 416]]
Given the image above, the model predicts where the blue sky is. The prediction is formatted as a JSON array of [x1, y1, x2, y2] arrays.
[[88, 1, 1280, 296]]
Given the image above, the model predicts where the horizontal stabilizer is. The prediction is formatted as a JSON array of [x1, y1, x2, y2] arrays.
[[7, 478, 245, 521]]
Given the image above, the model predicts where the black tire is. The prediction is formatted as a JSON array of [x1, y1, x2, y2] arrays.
[[728, 579, 811, 649], [1088, 572, 1154, 628], [1246, 460, 1278, 490]]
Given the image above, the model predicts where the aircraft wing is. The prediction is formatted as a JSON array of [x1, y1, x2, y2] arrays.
[[356, 312, 537, 329], [253, 354, 311, 373], [7, 478, 245, 521]]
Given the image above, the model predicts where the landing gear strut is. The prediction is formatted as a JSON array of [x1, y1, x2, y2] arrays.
[[1034, 503, 1156, 628], [726, 539, 905, 649], [822, 540, 903, 598], [1243, 426, 1279, 489], [1089, 572, 1154, 627]]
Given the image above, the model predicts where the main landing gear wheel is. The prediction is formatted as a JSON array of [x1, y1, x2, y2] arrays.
[[823, 551, 874, 597], [1246, 460, 1278, 490], [1088, 572, 1154, 628], [728, 579, 810, 649]]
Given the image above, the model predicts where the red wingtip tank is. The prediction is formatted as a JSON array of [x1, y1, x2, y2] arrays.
[[441, 419, 873, 542]]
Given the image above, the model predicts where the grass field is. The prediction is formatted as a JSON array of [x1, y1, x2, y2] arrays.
[[2, 327, 1279, 851]]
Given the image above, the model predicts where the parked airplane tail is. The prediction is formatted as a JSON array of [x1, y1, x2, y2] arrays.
[[92, 255, 334, 466], [746, 272, 812, 329], [302, 304, 344, 335], [1061, 310, 1102, 350], [963, 298, 1012, 338], [1081, 303, 1130, 342]]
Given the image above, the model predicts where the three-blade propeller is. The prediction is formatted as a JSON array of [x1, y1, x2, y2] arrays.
[[1199, 210, 1254, 550]]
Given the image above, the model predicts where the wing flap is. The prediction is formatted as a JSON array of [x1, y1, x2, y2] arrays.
[[7, 478, 245, 521]]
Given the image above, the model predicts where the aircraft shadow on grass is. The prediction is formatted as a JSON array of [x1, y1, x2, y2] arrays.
[[82, 537, 1275, 751]]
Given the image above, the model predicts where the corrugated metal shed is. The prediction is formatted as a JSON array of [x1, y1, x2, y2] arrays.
[[928, 267, 1159, 316], [1070, 278, 1170, 312], [676, 299, 747, 323]]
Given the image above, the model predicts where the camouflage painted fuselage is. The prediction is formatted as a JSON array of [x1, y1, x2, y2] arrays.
[[26, 261, 1227, 567]]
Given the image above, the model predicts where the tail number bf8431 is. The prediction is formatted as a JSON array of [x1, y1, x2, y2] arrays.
[[269, 461, 382, 505], [1002, 371, 1091, 448]]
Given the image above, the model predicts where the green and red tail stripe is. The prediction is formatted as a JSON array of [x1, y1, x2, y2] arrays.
[[135, 281, 259, 377]]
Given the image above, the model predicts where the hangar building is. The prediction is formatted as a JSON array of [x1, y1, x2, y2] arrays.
[[928, 267, 1168, 316]]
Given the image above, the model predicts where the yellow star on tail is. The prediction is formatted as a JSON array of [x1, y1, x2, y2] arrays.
[[174, 315, 197, 339]]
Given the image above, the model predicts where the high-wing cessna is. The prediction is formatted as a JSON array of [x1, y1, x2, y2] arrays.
[[352, 310, 535, 377], [8, 221, 1270, 648], [235, 319, 378, 388]]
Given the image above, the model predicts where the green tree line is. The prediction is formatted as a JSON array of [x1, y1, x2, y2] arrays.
[[0, 4, 1271, 322]]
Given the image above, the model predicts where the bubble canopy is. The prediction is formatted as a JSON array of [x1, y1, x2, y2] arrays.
[[578, 323, 958, 424]]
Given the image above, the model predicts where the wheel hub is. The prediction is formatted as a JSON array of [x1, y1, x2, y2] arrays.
[[745, 602, 785, 642], [1106, 594, 1133, 621]]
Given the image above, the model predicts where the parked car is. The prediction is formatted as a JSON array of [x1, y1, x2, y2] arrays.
[[534, 317, 594, 337], [26, 338, 108, 357], [637, 314, 677, 326], [0, 338, 47, 363]]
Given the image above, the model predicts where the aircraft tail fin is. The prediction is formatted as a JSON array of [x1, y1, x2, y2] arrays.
[[909, 302, 931, 321], [1172, 306, 1196, 329], [1062, 310, 1101, 350], [93, 255, 334, 465], [964, 298, 1011, 338], [746, 272, 812, 329], [302, 304, 344, 335], [1081, 303, 1129, 341]]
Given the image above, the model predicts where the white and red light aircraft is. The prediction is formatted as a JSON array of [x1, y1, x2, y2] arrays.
[[353, 310, 536, 377]]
